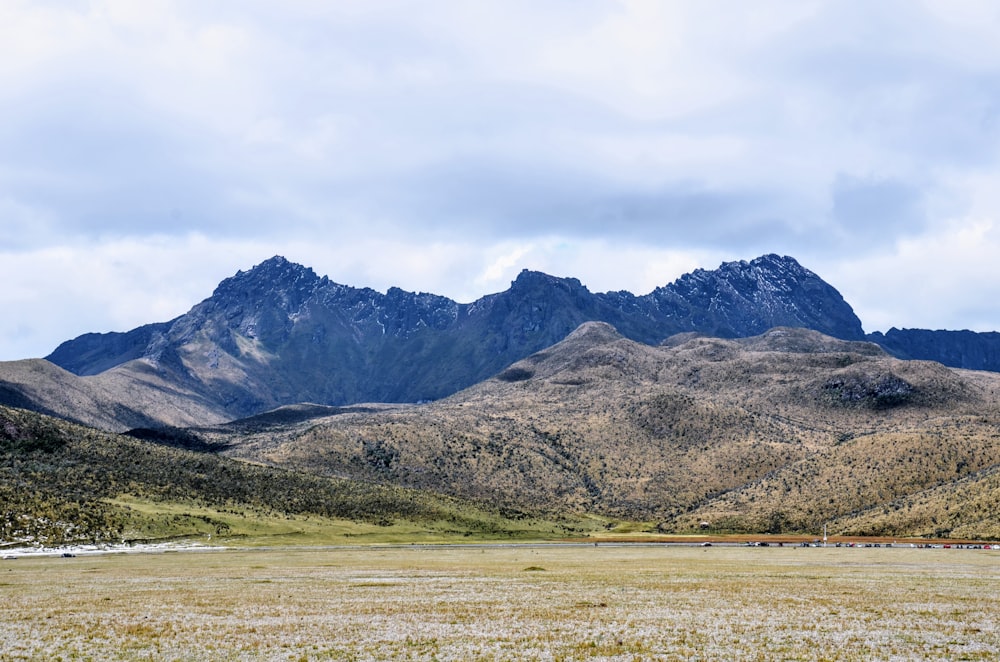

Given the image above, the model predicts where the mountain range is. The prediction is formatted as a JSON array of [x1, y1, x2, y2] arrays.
[[3, 253, 1000, 541], [4, 252, 997, 432]]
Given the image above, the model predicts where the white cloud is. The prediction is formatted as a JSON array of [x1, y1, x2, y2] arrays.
[[2, 1, 1000, 358], [0, 235, 247, 359], [822, 217, 1000, 333], [477, 243, 537, 287]]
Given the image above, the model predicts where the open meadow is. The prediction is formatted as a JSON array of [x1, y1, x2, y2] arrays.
[[1, 543, 998, 661]]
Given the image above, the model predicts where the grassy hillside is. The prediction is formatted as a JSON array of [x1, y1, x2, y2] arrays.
[[678, 419, 1000, 538], [828, 462, 1000, 539], [205, 325, 1000, 538], [0, 405, 597, 546]]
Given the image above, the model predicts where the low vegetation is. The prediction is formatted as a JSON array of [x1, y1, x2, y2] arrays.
[[0, 405, 596, 547], [2, 545, 998, 660], [202, 326, 1000, 539]]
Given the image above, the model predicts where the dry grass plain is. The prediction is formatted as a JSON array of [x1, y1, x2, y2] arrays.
[[1, 544, 998, 661]]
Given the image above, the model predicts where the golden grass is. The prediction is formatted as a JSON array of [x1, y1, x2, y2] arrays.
[[1, 544, 998, 660]]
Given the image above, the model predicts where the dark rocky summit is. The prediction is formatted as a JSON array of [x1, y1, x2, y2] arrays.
[[38, 254, 997, 422], [648, 254, 866, 340]]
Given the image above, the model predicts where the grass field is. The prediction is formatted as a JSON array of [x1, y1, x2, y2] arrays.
[[1, 544, 997, 661]]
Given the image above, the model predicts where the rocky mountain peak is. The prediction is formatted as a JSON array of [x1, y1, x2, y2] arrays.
[[510, 269, 587, 295], [673, 254, 813, 295], [212, 255, 323, 304], [655, 254, 865, 340], [738, 254, 822, 291]]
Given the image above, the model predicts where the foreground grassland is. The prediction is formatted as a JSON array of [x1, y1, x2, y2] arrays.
[[2, 545, 998, 661]]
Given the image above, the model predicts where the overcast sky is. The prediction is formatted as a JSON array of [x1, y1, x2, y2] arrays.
[[3, 0, 1000, 360]]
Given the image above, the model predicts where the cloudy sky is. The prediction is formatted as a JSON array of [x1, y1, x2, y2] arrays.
[[3, 0, 1000, 360]]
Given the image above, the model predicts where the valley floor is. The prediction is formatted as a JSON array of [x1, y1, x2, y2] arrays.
[[1, 544, 997, 660]]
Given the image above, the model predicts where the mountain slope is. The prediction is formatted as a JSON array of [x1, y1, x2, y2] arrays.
[[29, 254, 865, 429], [0, 359, 231, 430], [0, 404, 587, 546], [200, 324, 1000, 536]]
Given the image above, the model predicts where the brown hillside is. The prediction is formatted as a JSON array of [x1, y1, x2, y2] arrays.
[[209, 323, 1000, 535], [0, 358, 231, 431]]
